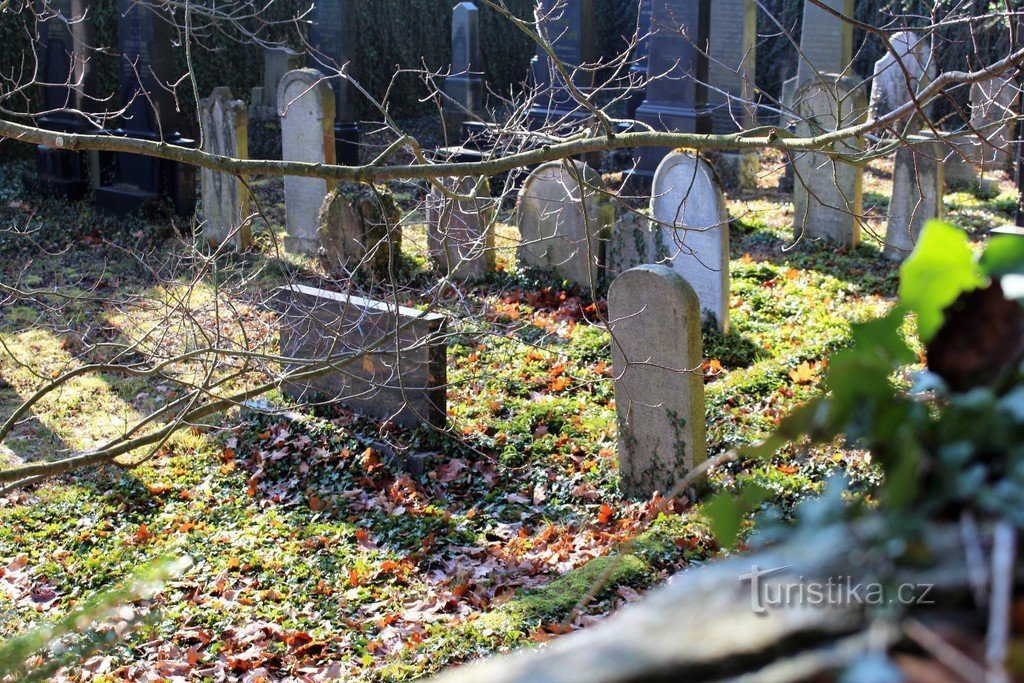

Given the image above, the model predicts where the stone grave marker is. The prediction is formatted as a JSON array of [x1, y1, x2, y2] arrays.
[[276, 284, 448, 428], [199, 87, 251, 250], [791, 76, 867, 246], [707, 0, 758, 188], [444, 2, 485, 128], [310, 0, 360, 164], [425, 176, 496, 280], [781, 0, 855, 109], [249, 47, 303, 120], [970, 74, 1020, 169], [626, 0, 653, 117], [884, 141, 943, 260], [651, 152, 730, 332], [868, 31, 935, 127], [516, 160, 612, 289], [318, 183, 401, 276], [528, 0, 597, 127], [609, 264, 706, 498], [278, 68, 336, 255]]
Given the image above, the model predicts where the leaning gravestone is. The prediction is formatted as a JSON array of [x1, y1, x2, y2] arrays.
[[317, 183, 401, 276], [516, 160, 612, 289], [609, 265, 707, 498], [792, 76, 868, 246], [780, 0, 854, 109], [651, 152, 730, 332], [31, 0, 96, 199], [444, 2, 485, 129], [95, 0, 195, 216], [425, 177, 495, 280], [528, 0, 597, 127], [199, 87, 251, 250], [310, 0, 360, 165], [884, 141, 944, 261], [631, 0, 712, 185], [279, 68, 336, 255], [970, 74, 1020, 169], [276, 284, 448, 428]]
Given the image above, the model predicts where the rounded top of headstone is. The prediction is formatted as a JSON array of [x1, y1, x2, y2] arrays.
[[277, 67, 334, 119], [518, 159, 605, 200], [609, 264, 700, 309], [889, 31, 921, 57], [651, 151, 718, 193]]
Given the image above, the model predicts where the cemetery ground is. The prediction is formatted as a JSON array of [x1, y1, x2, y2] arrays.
[[0, 151, 1018, 681]]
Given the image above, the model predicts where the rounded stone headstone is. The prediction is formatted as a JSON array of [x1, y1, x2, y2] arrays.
[[425, 176, 495, 280], [609, 264, 707, 498], [868, 31, 935, 128], [318, 183, 401, 276], [651, 152, 730, 332], [199, 87, 250, 249], [516, 160, 611, 289]]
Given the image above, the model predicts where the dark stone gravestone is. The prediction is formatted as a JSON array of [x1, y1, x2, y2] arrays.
[[445, 2, 485, 129], [527, 0, 597, 128], [630, 0, 713, 186], [626, 0, 653, 118], [31, 0, 96, 200], [310, 0, 360, 165], [95, 0, 195, 216], [276, 284, 449, 428]]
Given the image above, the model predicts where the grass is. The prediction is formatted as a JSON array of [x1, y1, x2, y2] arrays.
[[0, 152, 1018, 680]]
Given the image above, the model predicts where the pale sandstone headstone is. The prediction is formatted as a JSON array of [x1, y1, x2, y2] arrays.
[[970, 75, 1020, 169], [516, 160, 612, 289], [868, 31, 935, 128], [278, 68, 336, 254], [942, 133, 980, 188], [792, 75, 868, 247], [780, 0, 855, 110], [318, 183, 401, 276], [609, 265, 706, 498], [250, 47, 304, 120], [200, 87, 251, 249], [884, 141, 944, 261], [651, 152, 730, 332], [425, 176, 496, 279], [276, 284, 448, 427]]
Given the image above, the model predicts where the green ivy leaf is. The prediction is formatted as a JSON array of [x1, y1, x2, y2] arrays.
[[980, 234, 1024, 277], [704, 485, 771, 550], [899, 220, 986, 343]]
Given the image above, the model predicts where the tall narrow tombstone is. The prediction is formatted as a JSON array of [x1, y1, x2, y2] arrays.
[[884, 141, 943, 261], [609, 264, 706, 498], [970, 75, 1020, 170], [631, 0, 713, 185], [651, 152, 730, 332], [310, 0, 360, 165], [444, 2, 485, 129], [868, 31, 935, 127], [426, 176, 496, 280], [31, 0, 96, 199], [791, 76, 867, 246], [278, 68, 336, 255], [516, 160, 612, 289], [199, 87, 251, 250], [528, 0, 597, 127], [780, 0, 855, 109], [626, 0, 653, 118], [95, 0, 195, 216], [707, 0, 758, 187], [275, 285, 448, 428], [249, 47, 303, 120]]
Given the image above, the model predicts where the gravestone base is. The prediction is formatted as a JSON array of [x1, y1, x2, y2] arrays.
[[27, 115, 92, 201], [708, 151, 759, 190], [334, 122, 360, 166], [95, 131, 196, 217]]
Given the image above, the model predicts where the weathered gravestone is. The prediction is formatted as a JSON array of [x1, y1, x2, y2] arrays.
[[199, 88, 251, 250], [516, 160, 612, 288], [943, 133, 980, 188], [868, 31, 935, 127], [249, 47, 303, 121], [310, 0, 360, 165], [631, 0, 712, 186], [95, 0, 195, 216], [609, 265, 706, 498], [317, 183, 401, 276], [780, 0, 855, 110], [970, 74, 1020, 169], [279, 68, 336, 255], [444, 2, 485, 128], [651, 152, 730, 332], [626, 0, 653, 118], [31, 0, 96, 199], [426, 177, 496, 280], [791, 76, 867, 246], [528, 0, 597, 127], [884, 141, 943, 261], [276, 284, 448, 428]]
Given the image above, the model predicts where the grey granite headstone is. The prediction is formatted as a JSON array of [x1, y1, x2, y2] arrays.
[[884, 141, 943, 261], [631, 0, 712, 184], [791, 75, 867, 246], [516, 160, 612, 289], [199, 87, 251, 249], [970, 74, 1020, 169], [317, 183, 401, 276], [310, 0, 359, 164], [651, 152, 730, 332], [780, 0, 854, 109], [942, 133, 980, 188], [868, 31, 935, 128], [528, 0, 597, 126], [278, 68, 336, 255], [607, 211, 655, 278], [445, 2, 485, 127], [627, 0, 654, 117], [609, 264, 706, 498], [426, 176, 496, 280], [276, 285, 448, 428]]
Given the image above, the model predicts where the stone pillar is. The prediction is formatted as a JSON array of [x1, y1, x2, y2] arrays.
[[278, 68, 336, 255], [445, 2, 485, 130], [200, 87, 251, 250], [609, 264, 707, 498], [884, 141, 943, 261]]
